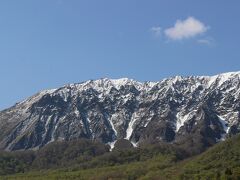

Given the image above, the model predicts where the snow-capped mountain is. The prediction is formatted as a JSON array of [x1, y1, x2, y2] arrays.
[[0, 72, 240, 151]]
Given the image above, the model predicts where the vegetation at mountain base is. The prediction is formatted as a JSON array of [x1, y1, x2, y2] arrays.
[[1, 135, 240, 179]]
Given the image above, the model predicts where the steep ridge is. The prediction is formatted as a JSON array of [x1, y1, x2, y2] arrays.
[[0, 72, 240, 151]]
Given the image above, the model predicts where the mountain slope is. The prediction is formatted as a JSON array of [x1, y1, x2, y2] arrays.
[[0, 72, 240, 151], [138, 134, 240, 179], [3, 134, 240, 179]]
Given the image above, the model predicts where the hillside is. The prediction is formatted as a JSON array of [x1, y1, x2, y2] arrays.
[[0, 134, 240, 179]]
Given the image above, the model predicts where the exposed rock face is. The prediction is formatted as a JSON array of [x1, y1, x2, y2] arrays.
[[0, 72, 240, 151]]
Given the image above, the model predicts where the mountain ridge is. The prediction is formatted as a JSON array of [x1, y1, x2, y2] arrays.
[[0, 71, 240, 151], [16, 71, 240, 97]]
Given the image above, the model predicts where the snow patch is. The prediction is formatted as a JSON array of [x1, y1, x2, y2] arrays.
[[217, 71, 240, 87], [109, 115, 117, 136], [207, 75, 218, 87], [143, 111, 155, 127], [176, 112, 190, 132], [218, 115, 230, 140], [131, 141, 138, 147], [171, 76, 182, 84], [125, 112, 138, 140], [74, 108, 80, 117], [108, 140, 117, 151], [19, 88, 57, 108]]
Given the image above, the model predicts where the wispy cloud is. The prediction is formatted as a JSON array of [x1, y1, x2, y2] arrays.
[[197, 37, 215, 46], [164, 17, 209, 40], [150, 26, 162, 37], [197, 39, 211, 45]]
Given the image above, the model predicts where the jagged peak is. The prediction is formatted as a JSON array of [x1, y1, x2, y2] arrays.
[[62, 71, 240, 90], [196, 71, 240, 80], [17, 71, 240, 107], [65, 77, 156, 92], [202, 71, 240, 87]]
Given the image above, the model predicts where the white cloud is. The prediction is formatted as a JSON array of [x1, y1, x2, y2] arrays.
[[164, 17, 208, 40], [150, 26, 162, 37]]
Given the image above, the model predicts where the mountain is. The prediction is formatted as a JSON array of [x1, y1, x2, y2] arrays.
[[0, 71, 240, 151]]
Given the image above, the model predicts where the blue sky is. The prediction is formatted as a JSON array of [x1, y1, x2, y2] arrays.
[[0, 0, 240, 110]]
